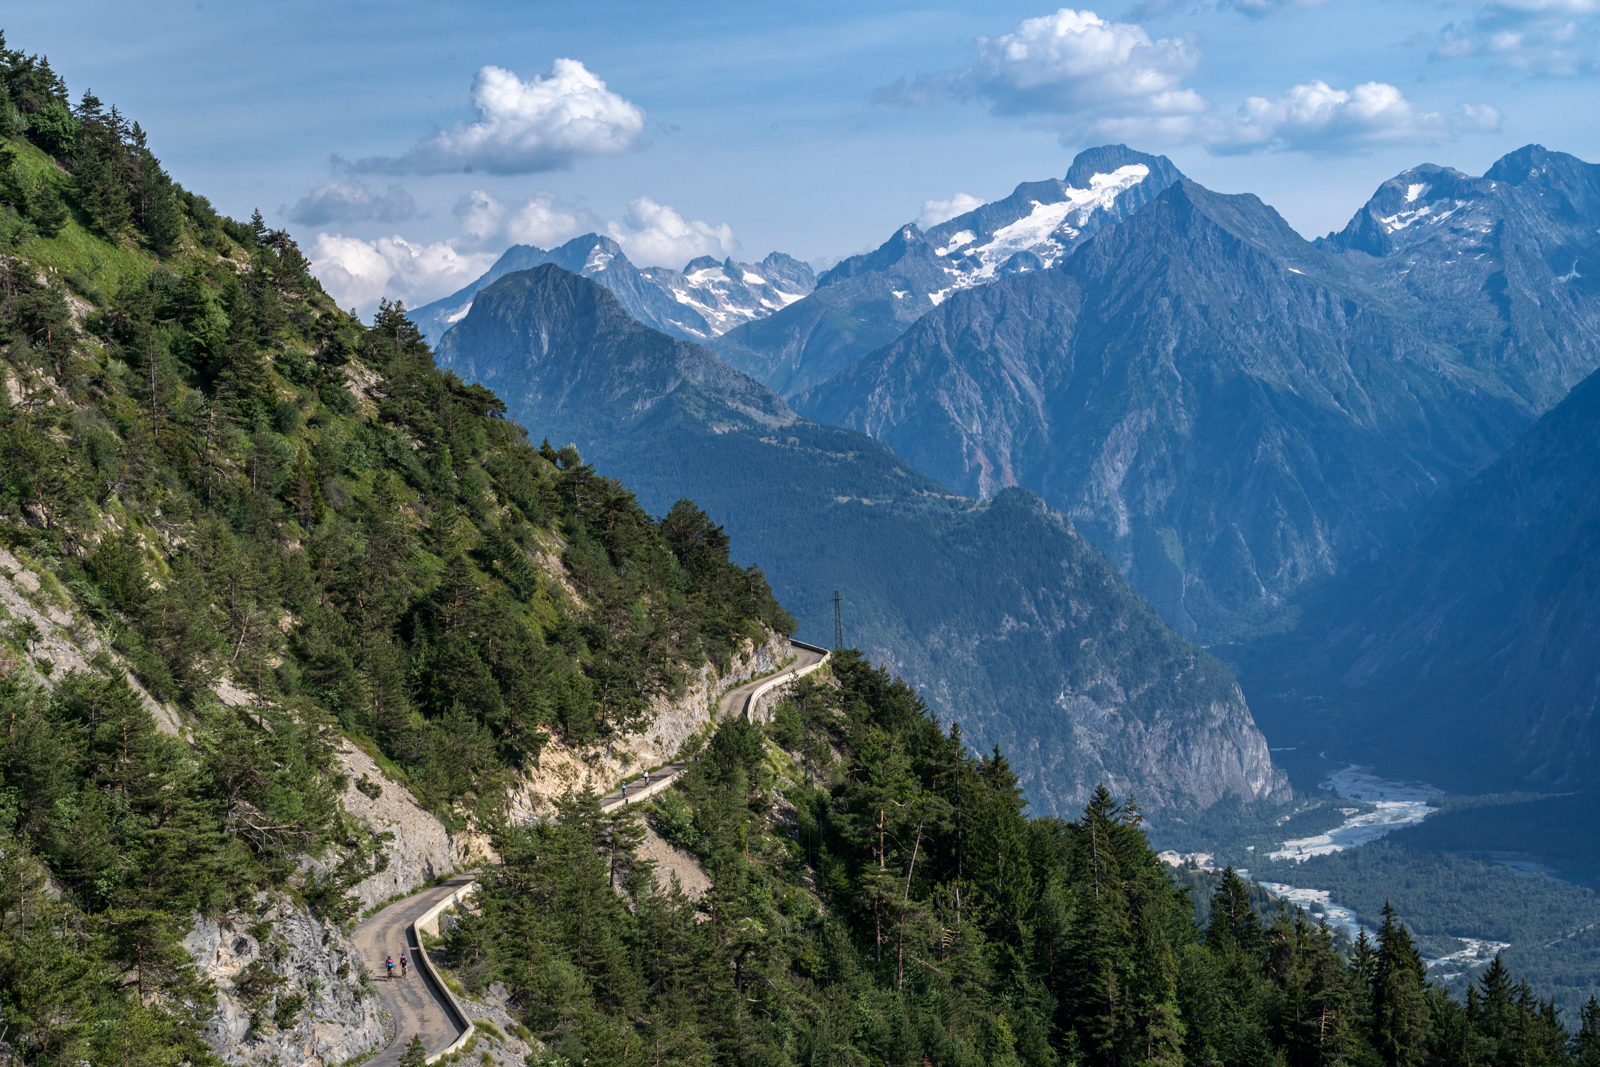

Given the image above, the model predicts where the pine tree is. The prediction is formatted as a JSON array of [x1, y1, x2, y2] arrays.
[[398, 1033, 426, 1067], [1573, 995, 1600, 1067], [1370, 902, 1431, 1067]]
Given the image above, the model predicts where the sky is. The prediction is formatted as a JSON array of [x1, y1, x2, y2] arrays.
[[8, 0, 1599, 314]]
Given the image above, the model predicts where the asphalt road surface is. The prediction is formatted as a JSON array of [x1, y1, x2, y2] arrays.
[[353, 875, 476, 1066]]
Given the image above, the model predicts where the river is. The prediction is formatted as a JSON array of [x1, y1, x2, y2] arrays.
[[1250, 759, 1506, 977]]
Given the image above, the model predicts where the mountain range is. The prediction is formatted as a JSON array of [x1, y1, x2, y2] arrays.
[[412, 234, 815, 347], [796, 146, 1600, 643], [426, 142, 1600, 813], [1238, 357, 1600, 795], [434, 263, 1290, 815]]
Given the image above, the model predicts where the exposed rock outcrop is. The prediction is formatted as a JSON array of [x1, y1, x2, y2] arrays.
[[507, 628, 788, 820], [185, 897, 384, 1067]]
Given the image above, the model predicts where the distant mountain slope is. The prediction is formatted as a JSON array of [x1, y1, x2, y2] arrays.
[[798, 175, 1545, 641], [412, 234, 813, 345], [709, 145, 1185, 397], [436, 264, 1289, 814], [1306, 361, 1600, 790]]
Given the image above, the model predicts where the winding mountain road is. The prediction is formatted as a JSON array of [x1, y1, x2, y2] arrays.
[[353, 640, 828, 1063]]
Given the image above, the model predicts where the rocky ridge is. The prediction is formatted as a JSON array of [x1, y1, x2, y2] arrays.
[[411, 236, 814, 347]]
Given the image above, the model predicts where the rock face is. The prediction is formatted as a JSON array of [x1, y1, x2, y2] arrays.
[[431, 265, 1287, 815], [412, 236, 814, 346], [796, 159, 1600, 642], [0, 545, 185, 736], [185, 898, 385, 1067], [710, 145, 1185, 398], [336, 743, 490, 910], [1318, 144, 1600, 413]]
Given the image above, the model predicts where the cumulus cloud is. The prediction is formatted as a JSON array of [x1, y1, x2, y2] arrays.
[[357, 59, 645, 175], [287, 179, 416, 225], [1429, 0, 1599, 74], [875, 9, 1207, 141], [606, 197, 735, 269], [1212, 80, 1502, 154], [918, 193, 985, 228], [452, 189, 598, 249], [308, 233, 497, 315], [878, 8, 1507, 153]]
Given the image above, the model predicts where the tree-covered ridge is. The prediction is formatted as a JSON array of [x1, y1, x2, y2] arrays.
[[443, 651, 1590, 1067], [0, 30, 789, 1065]]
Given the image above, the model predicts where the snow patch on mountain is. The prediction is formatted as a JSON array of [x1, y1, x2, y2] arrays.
[[925, 163, 1150, 295], [641, 253, 816, 337]]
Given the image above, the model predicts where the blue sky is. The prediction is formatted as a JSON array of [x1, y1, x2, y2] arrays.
[[10, 0, 1598, 312]]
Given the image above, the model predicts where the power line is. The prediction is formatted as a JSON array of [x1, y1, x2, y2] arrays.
[[832, 590, 843, 651]]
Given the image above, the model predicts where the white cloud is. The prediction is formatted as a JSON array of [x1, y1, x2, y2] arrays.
[[918, 193, 985, 228], [971, 9, 1208, 125], [452, 189, 597, 249], [1212, 80, 1501, 154], [287, 179, 416, 225], [358, 59, 645, 175], [606, 197, 735, 269], [1429, 1, 1600, 73], [308, 233, 497, 315], [878, 8, 1507, 154]]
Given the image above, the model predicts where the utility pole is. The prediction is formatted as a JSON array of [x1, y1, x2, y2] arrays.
[[832, 590, 843, 651]]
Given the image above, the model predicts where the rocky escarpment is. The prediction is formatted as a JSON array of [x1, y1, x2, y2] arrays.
[[185, 898, 383, 1067]]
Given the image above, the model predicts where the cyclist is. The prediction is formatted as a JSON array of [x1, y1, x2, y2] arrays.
[[399, 954, 408, 978], [643, 769, 650, 786], [385, 955, 395, 979]]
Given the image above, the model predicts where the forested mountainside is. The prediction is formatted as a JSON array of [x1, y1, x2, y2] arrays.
[[1236, 357, 1600, 794], [444, 651, 1598, 1067], [410, 232, 814, 347], [0, 35, 790, 1064], [710, 144, 1185, 399], [798, 156, 1600, 643], [435, 263, 1288, 816]]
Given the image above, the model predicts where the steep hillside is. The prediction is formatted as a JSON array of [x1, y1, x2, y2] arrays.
[[436, 264, 1288, 815], [799, 172, 1569, 642], [410, 233, 813, 346], [709, 145, 1185, 397], [0, 37, 795, 1065]]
